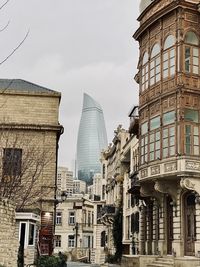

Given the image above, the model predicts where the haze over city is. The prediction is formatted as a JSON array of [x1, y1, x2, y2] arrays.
[[0, 0, 140, 169]]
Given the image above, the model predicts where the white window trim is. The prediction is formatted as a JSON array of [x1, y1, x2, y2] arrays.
[[19, 221, 36, 248]]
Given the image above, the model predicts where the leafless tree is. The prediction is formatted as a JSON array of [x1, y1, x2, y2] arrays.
[[0, 0, 29, 66], [0, 129, 54, 210]]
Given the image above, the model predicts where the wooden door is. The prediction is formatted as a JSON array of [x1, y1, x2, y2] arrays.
[[166, 196, 173, 255], [185, 194, 196, 256]]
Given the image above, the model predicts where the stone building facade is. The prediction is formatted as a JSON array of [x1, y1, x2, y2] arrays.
[[127, 0, 200, 266], [0, 79, 63, 265], [0, 200, 18, 267]]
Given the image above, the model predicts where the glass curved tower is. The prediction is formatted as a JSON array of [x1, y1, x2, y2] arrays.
[[76, 93, 108, 184]]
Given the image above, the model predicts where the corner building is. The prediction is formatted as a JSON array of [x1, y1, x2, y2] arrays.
[[133, 0, 200, 265]]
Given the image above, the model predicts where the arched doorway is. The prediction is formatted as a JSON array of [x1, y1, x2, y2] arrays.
[[166, 195, 173, 255], [184, 193, 196, 256]]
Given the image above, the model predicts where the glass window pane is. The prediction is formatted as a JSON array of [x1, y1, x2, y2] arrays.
[[163, 52, 168, 61], [194, 136, 199, 146], [163, 128, 168, 138], [156, 73, 160, 82], [169, 146, 175, 156], [170, 49, 175, 58], [170, 58, 175, 66], [193, 57, 199, 65], [193, 66, 199, 74], [151, 43, 160, 58], [150, 69, 154, 77], [150, 134, 154, 142], [150, 116, 160, 130], [186, 136, 191, 144], [164, 35, 175, 49], [156, 131, 160, 140], [185, 60, 190, 72], [141, 138, 144, 146], [143, 52, 148, 65], [185, 47, 191, 59], [163, 70, 168, 78], [163, 111, 175, 125], [156, 65, 160, 73], [170, 127, 175, 136], [194, 146, 199, 155], [163, 138, 168, 148], [150, 78, 154, 85], [194, 126, 198, 135], [155, 150, 160, 159], [186, 144, 191, 155], [193, 48, 199, 57], [185, 32, 199, 45], [170, 66, 175, 75], [163, 148, 168, 158], [186, 125, 191, 134], [156, 141, 160, 150], [150, 152, 154, 161], [156, 57, 160, 65], [150, 143, 154, 151], [185, 109, 199, 122], [163, 61, 168, 70], [145, 136, 148, 143], [145, 146, 148, 154], [141, 122, 148, 135], [170, 136, 175, 146], [150, 61, 155, 69]]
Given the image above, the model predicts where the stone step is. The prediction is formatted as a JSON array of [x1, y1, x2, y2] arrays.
[[147, 257, 174, 267]]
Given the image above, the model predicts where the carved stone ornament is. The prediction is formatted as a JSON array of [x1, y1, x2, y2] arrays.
[[185, 161, 200, 171], [154, 180, 178, 203], [151, 165, 160, 175], [141, 169, 148, 178], [180, 178, 200, 196], [164, 162, 177, 172]]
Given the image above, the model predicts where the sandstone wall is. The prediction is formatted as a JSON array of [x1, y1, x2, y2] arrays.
[[0, 199, 18, 267]]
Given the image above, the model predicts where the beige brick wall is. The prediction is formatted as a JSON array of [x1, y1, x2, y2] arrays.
[[0, 199, 18, 267], [0, 91, 60, 125]]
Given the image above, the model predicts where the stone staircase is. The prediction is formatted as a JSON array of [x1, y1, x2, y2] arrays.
[[147, 257, 174, 267]]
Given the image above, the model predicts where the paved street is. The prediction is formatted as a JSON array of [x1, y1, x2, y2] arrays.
[[67, 262, 120, 267], [67, 262, 100, 267]]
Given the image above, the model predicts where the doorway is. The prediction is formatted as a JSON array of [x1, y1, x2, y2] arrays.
[[166, 196, 173, 255], [184, 193, 196, 256]]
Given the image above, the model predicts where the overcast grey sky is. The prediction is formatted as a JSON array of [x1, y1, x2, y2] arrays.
[[0, 0, 140, 171]]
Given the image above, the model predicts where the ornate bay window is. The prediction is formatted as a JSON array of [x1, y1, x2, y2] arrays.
[[184, 109, 199, 155], [162, 111, 175, 158], [150, 43, 161, 86], [184, 31, 199, 75], [163, 35, 176, 79], [141, 52, 149, 91], [141, 121, 148, 164]]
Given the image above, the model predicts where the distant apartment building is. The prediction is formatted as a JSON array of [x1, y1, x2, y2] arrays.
[[73, 179, 86, 194], [57, 167, 73, 195], [76, 93, 108, 184], [54, 196, 94, 262]]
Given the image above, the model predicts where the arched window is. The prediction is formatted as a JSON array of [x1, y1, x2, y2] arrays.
[[141, 52, 149, 91], [163, 35, 176, 79], [150, 43, 161, 86], [185, 31, 199, 74]]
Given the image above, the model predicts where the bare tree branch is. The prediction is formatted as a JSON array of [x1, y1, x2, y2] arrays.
[[0, 19, 10, 32], [0, 29, 30, 65], [0, 0, 10, 11]]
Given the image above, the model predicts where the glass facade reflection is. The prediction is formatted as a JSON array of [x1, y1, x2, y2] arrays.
[[76, 93, 108, 184]]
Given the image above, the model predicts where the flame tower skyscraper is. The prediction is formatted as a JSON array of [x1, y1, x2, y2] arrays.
[[76, 93, 108, 184]]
